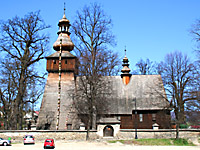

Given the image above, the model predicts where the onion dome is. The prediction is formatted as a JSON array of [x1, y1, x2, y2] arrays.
[[121, 56, 130, 73], [53, 8, 74, 51], [121, 48, 132, 85], [121, 49, 131, 75]]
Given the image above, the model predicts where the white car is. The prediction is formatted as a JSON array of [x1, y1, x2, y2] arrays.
[[23, 135, 35, 145], [0, 138, 11, 146]]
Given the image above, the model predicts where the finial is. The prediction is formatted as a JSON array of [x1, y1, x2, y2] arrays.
[[125, 46, 127, 57], [62, 2, 67, 19], [64, 2, 66, 15]]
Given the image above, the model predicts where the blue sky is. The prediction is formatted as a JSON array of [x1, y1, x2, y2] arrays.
[[1, 0, 200, 69], [1, 0, 199, 109]]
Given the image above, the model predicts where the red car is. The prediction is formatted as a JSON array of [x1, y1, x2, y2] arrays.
[[44, 139, 55, 149]]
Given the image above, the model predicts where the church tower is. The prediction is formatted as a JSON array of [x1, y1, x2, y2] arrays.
[[46, 8, 77, 77], [37, 7, 77, 130]]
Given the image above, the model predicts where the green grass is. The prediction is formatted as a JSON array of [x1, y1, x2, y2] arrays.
[[108, 138, 195, 146]]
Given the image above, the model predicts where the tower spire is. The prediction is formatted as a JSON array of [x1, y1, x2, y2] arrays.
[[121, 48, 132, 85], [64, 2, 66, 14], [125, 46, 127, 57], [53, 4, 74, 51], [63, 2, 66, 19]]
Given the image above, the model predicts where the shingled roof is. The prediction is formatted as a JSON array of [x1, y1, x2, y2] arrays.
[[77, 75, 169, 115], [46, 51, 76, 58]]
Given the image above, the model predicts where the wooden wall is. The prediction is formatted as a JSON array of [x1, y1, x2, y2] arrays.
[[46, 58, 77, 73], [120, 110, 171, 129]]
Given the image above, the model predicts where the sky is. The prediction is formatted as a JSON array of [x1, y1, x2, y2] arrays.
[[1, 0, 200, 109], [1, 0, 200, 69]]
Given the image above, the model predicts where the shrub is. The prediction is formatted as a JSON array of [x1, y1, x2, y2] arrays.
[[179, 124, 188, 129]]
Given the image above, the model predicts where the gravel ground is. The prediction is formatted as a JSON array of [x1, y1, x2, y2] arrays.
[[1, 141, 200, 150]]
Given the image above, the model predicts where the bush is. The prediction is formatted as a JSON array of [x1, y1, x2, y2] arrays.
[[179, 124, 188, 129]]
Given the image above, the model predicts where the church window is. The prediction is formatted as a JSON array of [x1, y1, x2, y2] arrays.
[[65, 60, 67, 64], [152, 114, 156, 121], [53, 60, 56, 64], [139, 114, 143, 122]]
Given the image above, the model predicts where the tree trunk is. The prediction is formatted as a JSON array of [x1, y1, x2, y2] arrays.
[[86, 128, 90, 141], [176, 121, 179, 139], [175, 109, 179, 139], [15, 69, 26, 130], [86, 119, 91, 141], [92, 106, 96, 130], [179, 103, 185, 124]]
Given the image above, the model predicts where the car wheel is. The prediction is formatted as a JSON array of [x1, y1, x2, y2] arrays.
[[44, 146, 46, 149], [3, 142, 8, 146]]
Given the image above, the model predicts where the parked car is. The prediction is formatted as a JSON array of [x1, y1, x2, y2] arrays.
[[23, 135, 35, 145], [44, 139, 55, 149], [0, 138, 11, 146]]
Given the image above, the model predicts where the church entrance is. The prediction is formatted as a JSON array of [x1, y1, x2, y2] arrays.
[[103, 125, 114, 137]]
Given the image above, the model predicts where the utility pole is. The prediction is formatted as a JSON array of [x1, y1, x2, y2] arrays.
[[133, 98, 138, 139]]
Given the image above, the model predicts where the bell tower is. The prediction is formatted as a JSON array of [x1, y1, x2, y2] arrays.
[[37, 6, 77, 130], [46, 7, 77, 78]]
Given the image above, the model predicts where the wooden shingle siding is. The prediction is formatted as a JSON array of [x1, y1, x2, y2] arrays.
[[120, 115, 133, 129]]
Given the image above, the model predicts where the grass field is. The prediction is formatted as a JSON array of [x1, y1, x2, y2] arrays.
[[108, 138, 196, 146]]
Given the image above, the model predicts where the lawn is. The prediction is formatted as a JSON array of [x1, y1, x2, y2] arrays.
[[108, 138, 195, 146]]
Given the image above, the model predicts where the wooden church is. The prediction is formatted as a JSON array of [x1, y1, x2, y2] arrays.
[[37, 10, 171, 133]]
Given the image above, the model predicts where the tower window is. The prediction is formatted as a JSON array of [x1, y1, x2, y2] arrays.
[[53, 60, 56, 64]]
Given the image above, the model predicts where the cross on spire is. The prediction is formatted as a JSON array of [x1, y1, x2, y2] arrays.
[[64, 2, 66, 15], [125, 46, 127, 56]]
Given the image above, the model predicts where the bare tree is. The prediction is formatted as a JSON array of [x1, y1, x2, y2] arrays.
[[157, 51, 199, 138], [0, 11, 50, 129], [0, 59, 18, 129], [189, 19, 200, 118], [134, 58, 156, 75], [190, 19, 200, 60], [72, 3, 120, 140]]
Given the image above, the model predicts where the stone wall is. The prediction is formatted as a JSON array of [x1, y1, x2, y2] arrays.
[[0, 130, 98, 143], [0, 129, 199, 143]]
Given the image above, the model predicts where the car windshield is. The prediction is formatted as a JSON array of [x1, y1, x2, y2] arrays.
[[46, 140, 52, 143], [0, 138, 3, 140], [25, 135, 33, 138]]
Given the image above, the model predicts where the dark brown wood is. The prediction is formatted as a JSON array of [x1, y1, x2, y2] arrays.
[[120, 110, 171, 129], [46, 58, 77, 73]]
